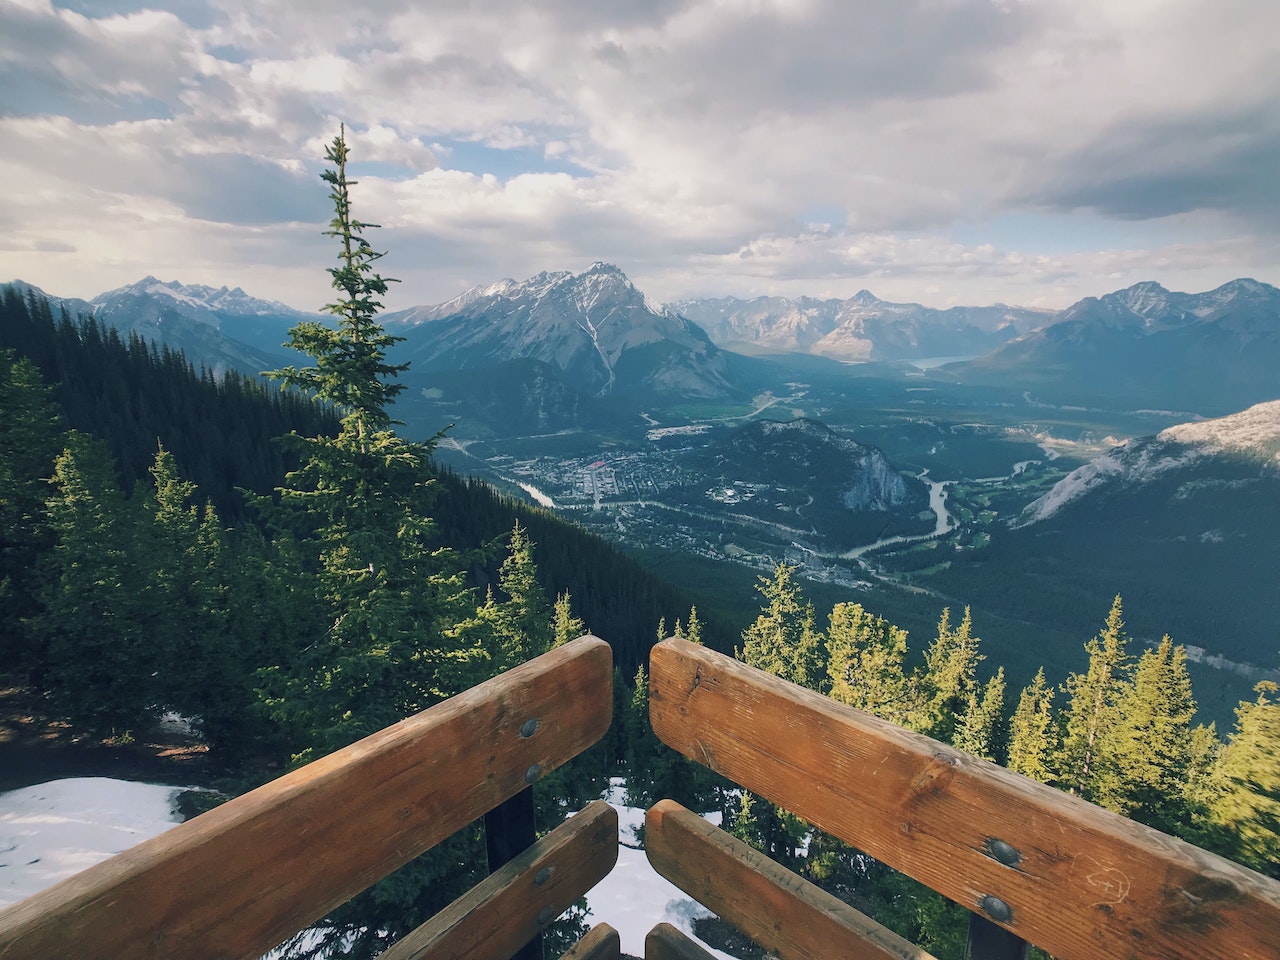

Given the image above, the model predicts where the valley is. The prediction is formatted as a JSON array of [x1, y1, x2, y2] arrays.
[[425, 359, 1279, 724], [8, 269, 1278, 725]]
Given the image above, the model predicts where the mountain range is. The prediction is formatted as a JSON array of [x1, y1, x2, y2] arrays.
[[672, 291, 1052, 360], [954, 278, 1280, 414], [7, 270, 1277, 426]]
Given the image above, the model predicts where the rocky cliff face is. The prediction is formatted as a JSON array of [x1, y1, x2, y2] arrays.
[[716, 418, 916, 512]]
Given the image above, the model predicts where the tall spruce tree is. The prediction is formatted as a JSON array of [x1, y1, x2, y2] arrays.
[[1205, 681, 1280, 877], [1057, 596, 1132, 801], [1007, 668, 1057, 783], [259, 128, 491, 958]]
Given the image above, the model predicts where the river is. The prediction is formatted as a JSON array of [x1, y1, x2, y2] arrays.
[[516, 482, 556, 508], [839, 472, 953, 559]]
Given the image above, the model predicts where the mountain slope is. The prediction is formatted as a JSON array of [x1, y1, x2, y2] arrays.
[[672, 292, 1052, 360], [387, 262, 734, 399], [690, 417, 931, 548], [1020, 400, 1280, 524], [929, 401, 1280, 669], [956, 279, 1280, 414], [87, 276, 309, 374]]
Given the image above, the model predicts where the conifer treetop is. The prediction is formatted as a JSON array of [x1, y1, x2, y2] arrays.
[[271, 125, 408, 448]]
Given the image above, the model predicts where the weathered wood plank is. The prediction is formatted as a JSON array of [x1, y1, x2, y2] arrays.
[[380, 800, 618, 960], [558, 923, 621, 960], [644, 923, 715, 960], [649, 637, 1280, 960], [645, 799, 934, 960], [0, 636, 613, 960]]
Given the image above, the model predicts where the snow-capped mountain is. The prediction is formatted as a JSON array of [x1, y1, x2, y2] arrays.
[[89, 277, 313, 369], [959, 279, 1280, 414], [671, 292, 1052, 361], [387, 262, 734, 398], [93, 277, 299, 318], [1020, 400, 1280, 524]]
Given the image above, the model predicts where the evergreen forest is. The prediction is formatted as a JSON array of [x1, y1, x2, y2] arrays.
[[1, 131, 1276, 959]]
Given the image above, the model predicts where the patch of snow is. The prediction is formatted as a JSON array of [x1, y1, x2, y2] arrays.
[[0, 778, 187, 908], [0, 776, 738, 960]]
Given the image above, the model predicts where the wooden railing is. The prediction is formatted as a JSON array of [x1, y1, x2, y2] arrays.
[[2, 633, 1278, 960], [0, 636, 618, 960], [647, 637, 1280, 960]]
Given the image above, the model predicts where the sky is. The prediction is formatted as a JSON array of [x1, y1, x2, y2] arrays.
[[3, 0, 1279, 313]]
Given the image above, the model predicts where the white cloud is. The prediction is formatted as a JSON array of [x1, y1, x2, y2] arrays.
[[4, 0, 1279, 310]]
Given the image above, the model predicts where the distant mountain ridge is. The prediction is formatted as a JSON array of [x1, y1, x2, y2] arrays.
[[385, 262, 734, 399], [671, 291, 1053, 361], [956, 278, 1280, 414], [10, 272, 1276, 419]]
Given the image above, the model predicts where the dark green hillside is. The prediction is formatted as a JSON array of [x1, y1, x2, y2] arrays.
[[934, 455, 1280, 667], [0, 284, 720, 677], [0, 284, 336, 523], [395, 357, 633, 439]]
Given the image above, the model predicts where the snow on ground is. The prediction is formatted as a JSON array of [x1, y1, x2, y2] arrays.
[[0, 778, 186, 908], [0, 777, 736, 959]]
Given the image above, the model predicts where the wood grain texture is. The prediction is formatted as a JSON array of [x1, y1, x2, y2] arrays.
[[644, 923, 715, 960], [645, 800, 934, 960], [380, 801, 618, 960], [649, 638, 1280, 960], [558, 923, 621, 960], [0, 636, 613, 960]]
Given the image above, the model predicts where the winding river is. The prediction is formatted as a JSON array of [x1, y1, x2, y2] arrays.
[[839, 472, 954, 559]]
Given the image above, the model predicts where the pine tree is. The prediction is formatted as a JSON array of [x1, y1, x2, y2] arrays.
[[738, 562, 824, 687], [825, 602, 911, 723], [1057, 596, 1131, 801], [550, 590, 587, 648], [1102, 636, 1197, 831], [954, 667, 1006, 762], [1205, 682, 1280, 877], [0, 350, 63, 668], [1007, 668, 1057, 783], [472, 521, 554, 671], [684, 606, 703, 644], [36, 433, 156, 736], [259, 128, 491, 958], [916, 607, 983, 742]]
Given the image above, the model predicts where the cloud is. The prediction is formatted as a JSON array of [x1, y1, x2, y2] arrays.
[[4, 0, 1280, 311]]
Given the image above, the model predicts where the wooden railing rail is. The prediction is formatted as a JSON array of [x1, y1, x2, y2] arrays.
[[646, 799, 933, 960], [381, 800, 618, 960], [649, 637, 1280, 960], [0, 636, 613, 960]]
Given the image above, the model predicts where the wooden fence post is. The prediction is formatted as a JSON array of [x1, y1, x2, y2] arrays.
[[965, 913, 1029, 960], [486, 786, 542, 960]]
